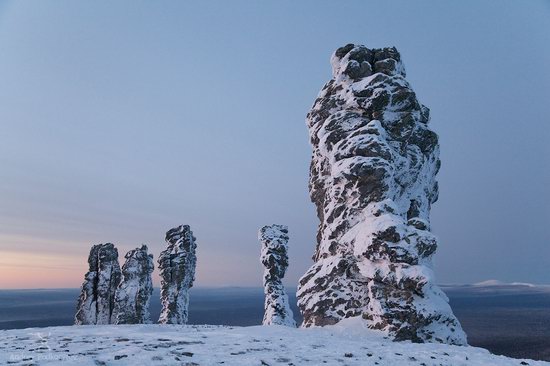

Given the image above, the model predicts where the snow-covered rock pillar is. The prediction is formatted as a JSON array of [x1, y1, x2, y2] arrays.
[[259, 224, 296, 327], [114, 245, 154, 324], [158, 225, 197, 324], [75, 243, 122, 325], [296, 44, 467, 345]]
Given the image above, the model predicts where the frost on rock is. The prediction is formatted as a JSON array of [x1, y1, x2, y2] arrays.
[[296, 43, 467, 345], [75, 243, 121, 325], [259, 224, 296, 327], [158, 225, 197, 324], [114, 245, 154, 324]]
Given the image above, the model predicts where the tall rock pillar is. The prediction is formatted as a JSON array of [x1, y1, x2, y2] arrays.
[[259, 224, 296, 327], [296, 44, 467, 345], [158, 225, 197, 324], [75, 243, 122, 325], [114, 245, 154, 324]]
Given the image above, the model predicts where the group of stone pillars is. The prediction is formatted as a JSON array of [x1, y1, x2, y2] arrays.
[[75, 225, 196, 325], [75, 44, 467, 345], [75, 222, 296, 327]]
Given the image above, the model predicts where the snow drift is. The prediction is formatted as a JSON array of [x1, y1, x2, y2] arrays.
[[1, 323, 544, 366]]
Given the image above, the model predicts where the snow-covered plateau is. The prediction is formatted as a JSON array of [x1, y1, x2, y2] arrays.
[[1, 322, 546, 366]]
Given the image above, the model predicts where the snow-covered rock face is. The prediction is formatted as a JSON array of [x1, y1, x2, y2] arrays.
[[158, 225, 197, 324], [297, 44, 467, 345], [259, 224, 296, 327], [114, 245, 154, 324], [75, 243, 122, 325]]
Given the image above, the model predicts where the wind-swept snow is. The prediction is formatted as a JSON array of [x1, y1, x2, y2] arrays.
[[1, 323, 545, 366]]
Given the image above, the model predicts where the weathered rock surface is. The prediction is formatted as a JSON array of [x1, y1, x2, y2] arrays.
[[158, 225, 197, 324], [296, 43, 467, 345], [75, 243, 121, 325], [259, 224, 296, 327], [114, 245, 154, 324]]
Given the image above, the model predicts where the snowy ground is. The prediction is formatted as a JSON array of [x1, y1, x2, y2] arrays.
[[1, 322, 547, 366]]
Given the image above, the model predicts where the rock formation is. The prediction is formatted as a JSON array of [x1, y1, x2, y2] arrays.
[[259, 224, 296, 327], [296, 44, 467, 345], [114, 245, 154, 324], [158, 225, 197, 324], [75, 243, 122, 325]]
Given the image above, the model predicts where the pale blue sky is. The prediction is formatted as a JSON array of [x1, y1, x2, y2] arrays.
[[0, 0, 548, 288]]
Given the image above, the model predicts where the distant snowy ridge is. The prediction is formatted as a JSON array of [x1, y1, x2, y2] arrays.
[[440, 281, 550, 295], [439, 280, 550, 290], [1, 323, 547, 366], [472, 280, 536, 287]]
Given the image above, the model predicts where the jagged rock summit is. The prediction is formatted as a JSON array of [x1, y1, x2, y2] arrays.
[[75, 243, 122, 325], [296, 43, 467, 345], [158, 225, 197, 324], [114, 245, 154, 324], [259, 224, 296, 327]]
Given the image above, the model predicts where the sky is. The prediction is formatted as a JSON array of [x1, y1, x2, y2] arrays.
[[0, 0, 549, 289]]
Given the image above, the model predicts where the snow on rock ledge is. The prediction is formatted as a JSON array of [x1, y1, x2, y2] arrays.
[[297, 43, 467, 345], [114, 245, 154, 324], [158, 225, 197, 324], [259, 224, 296, 327], [1, 324, 545, 366], [75, 243, 121, 325]]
